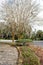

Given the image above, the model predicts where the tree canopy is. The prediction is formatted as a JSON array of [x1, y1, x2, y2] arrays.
[[0, 0, 40, 42]]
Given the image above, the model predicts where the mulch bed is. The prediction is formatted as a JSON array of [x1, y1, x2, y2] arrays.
[[29, 45, 43, 65]]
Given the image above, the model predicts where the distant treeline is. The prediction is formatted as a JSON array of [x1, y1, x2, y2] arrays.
[[0, 29, 43, 40], [31, 30, 43, 40]]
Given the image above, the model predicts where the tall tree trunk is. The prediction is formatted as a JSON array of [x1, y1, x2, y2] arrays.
[[11, 24, 15, 45], [12, 31, 14, 45]]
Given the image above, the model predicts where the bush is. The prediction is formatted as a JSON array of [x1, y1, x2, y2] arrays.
[[15, 39, 32, 46], [16, 39, 32, 43], [21, 46, 40, 65]]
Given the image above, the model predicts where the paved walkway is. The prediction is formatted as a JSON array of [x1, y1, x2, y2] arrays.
[[0, 40, 16, 43], [0, 44, 18, 65]]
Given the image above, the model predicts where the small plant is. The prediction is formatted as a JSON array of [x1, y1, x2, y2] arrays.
[[21, 46, 40, 65]]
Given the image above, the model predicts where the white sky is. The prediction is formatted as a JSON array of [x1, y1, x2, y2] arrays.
[[0, 0, 43, 31], [0, 0, 5, 5]]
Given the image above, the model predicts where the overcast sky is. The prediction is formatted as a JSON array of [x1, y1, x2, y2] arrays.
[[0, 0, 43, 31]]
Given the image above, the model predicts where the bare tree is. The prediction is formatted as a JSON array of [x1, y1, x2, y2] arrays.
[[0, 0, 40, 44]]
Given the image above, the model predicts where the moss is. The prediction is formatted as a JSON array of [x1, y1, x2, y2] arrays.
[[21, 46, 40, 65]]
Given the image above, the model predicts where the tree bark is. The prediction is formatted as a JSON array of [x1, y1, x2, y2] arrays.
[[12, 31, 14, 45]]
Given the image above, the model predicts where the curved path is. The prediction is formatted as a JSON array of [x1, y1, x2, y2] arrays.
[[0, 44, 18, 65]]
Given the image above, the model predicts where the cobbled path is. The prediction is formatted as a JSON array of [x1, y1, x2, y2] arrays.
[[0, 44, 18, 65]]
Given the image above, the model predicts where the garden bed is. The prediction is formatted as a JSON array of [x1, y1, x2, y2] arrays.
[[18, 46, 40, 65], [29, 45, 43, 65]]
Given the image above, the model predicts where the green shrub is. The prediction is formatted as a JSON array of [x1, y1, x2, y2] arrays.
[[21, 46, 40, 65], [15, 39, 32, 46], [16, 39, 32, 43]]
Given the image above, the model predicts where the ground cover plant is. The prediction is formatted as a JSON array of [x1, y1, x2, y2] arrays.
[[20, 46, 40, 65]]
